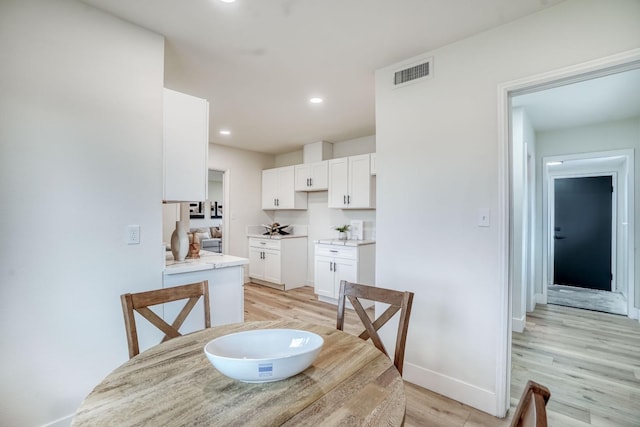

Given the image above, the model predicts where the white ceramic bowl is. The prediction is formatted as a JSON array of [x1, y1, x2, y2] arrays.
[[204, 329, 324, 383]]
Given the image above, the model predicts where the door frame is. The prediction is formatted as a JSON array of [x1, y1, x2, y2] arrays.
[[544, 167, 618, 296], [496, 48, 640, 416], [208, 168, 230, 255]]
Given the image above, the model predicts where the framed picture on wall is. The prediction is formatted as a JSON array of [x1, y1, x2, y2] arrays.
[[210, 201, 222, 219], [189, 202, 204, 219]]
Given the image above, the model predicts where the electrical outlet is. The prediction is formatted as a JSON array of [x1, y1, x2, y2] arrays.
[[127, 225, 140, 245]]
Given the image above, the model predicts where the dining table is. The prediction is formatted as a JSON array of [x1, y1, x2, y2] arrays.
[[71, 320, 406, 426]]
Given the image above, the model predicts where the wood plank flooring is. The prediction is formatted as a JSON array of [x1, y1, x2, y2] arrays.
[[244, 283, 640, 426], [512, 303, 640, 426]]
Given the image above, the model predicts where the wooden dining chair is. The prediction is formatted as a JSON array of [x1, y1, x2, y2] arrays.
[[510, 380, 551, 427], [121, 281, 210, 358], [336, 280, 414, 375]]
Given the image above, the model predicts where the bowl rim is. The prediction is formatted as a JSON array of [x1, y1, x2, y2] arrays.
[[204, 328, 324, 362]]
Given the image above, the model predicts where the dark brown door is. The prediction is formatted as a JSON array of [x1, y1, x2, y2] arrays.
[[553, 176, 612, 291]]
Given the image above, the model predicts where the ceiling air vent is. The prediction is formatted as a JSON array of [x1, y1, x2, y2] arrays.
[[393, 57, 433, 88]]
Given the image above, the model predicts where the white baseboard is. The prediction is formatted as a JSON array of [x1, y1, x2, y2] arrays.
[[43, 414, 73, 427], [403, 362, 500, 417], [535, 293, 546, 305], [512, 314, 525, 333]]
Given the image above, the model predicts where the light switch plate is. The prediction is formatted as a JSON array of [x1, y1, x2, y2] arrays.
[[477, 209, 490, 227]]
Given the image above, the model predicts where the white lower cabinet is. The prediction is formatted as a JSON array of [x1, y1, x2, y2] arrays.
[[314, 243, 375, 305], [248, 237, 307, 290], [249, 246, 281, 284]]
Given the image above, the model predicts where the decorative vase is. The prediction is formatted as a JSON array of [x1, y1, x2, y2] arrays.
[[171, 220, 188, 261], [338, 231, 347, 240], [188, 231, 201, 259]]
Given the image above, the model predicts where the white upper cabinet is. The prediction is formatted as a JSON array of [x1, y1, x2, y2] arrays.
[[328, 154, 375, 209], [163, 88, 209, 202], [262, 166, 308, 210], [294, 160, 329, 191]]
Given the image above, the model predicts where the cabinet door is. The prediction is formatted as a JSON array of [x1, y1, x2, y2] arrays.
[[294, 164, 312, 191], [310, 161, 328, 190], [328, 157, 349, 208], [347, 154, 371, 208], [314, 256, 335, 298], [248, 247, 265, 280], [163, 88, 209, 202], [333, 258, 358, 297], [263, 249, 282, 284], [261, 169, 278, 209], [276, 166, 296, 208]]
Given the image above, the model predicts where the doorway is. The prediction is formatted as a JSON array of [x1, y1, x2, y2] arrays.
[[543, 155, 630, 316], [498, 49, 640, 416], [207, 169, 229, 254]]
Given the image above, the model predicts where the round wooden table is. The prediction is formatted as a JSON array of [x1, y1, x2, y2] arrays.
[[71, 320, 406, 426]]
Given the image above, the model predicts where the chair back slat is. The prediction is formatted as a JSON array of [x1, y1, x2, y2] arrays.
[[337, 280, 414, 375], [120, 281, 210, 359], [510, 380, 551, 427]]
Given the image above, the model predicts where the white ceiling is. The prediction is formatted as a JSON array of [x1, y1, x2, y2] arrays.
[[512, 68, 640, 132], [82, 0, 565, 154]]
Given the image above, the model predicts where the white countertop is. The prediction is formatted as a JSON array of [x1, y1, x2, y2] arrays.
[[247, 234, 308, 240], [314, 239, 376, 246], [164, 251, 248, 275]]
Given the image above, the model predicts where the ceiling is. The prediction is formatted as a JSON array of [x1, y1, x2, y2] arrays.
[[82, 0, 565, 154], [512, 68, 640, 132]]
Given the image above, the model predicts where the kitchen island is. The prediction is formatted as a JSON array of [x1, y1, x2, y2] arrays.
[[164, 251, 248, 331]]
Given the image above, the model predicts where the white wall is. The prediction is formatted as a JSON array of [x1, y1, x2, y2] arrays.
[[535, 116, 640, 307], [511, 108, 526, 332], [274, 135, 377, 284], [0, 1, 165, 426], [375, 0, 640, 416], [274, 149, 303, 167], [208, 143, 274, 262], [332, 135, 376, 159], [511, 108, 536, 331]]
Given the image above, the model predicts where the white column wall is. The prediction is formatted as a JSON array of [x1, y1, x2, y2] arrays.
[[375, 0, 640, 415], [0, 0, 165, 425]]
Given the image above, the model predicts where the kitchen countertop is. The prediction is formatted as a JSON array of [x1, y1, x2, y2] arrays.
[[314, 239, 376, 246], [164, 251, 248, 275], [247, 234, 308, 240]]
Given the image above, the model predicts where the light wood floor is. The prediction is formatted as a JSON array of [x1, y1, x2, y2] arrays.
[[512, 304, 640, 426], [244, 283, 640, 427]]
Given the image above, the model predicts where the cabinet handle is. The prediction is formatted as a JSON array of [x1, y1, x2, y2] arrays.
[[347, 195, 351, 204], [343, 195, 346, 205], [277, 198, 279, 206], [310, 178, 313, 186], [330, 250, 338, 253], [274, 198, 277, 206], [329, 262, 333, 272], [307, 178, 310, 187], [332, 262, 336, 271]]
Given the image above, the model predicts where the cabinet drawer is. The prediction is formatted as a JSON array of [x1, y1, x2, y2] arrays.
[[249, 238, 281, 250], [315, 244, 357, 259]]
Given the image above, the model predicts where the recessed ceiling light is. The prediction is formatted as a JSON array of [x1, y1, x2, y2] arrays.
[[219, 0, 236, 3], [219, 130, 231, 135], [309, 97, 323, 104], [547, 161, 563, 166]]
